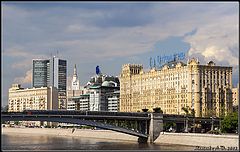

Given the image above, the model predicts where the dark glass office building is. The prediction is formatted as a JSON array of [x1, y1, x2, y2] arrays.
[[32, 59, 50, 87], [32, 57, 67, 109]]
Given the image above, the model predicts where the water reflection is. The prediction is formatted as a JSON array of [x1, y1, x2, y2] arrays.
[[2, 133, 195, 150]]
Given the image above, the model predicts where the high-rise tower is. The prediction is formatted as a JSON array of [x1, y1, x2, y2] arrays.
[[71, 64, 80, 90], [32, 59, 50, 87], [32, 56, 67, 109]]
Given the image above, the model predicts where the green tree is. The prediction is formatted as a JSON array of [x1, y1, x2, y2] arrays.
[[221, 112, 238, 133], [182, 106, 193, 116], [182, 107, 189, 115]]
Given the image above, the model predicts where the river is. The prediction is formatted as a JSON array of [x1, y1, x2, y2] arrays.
[[2, 133, 196, 151]]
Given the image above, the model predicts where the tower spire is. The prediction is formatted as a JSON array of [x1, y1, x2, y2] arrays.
[[74, 64, 77, 76], [71, 64, 80, 90]]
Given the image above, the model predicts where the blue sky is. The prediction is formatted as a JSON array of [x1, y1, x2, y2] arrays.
[[1, 2, 239, 107]]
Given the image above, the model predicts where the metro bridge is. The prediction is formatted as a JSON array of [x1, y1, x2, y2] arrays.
[[1, 110, 221, 143]]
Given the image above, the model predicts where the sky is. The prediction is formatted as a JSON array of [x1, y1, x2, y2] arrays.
[[1, 2, 239, 107]]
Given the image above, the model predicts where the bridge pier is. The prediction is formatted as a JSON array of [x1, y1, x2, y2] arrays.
[[148, 113, 163, 143]]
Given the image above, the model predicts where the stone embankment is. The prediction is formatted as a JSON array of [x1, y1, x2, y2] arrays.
[[156, 132, 238, 147], [2, 127, 239, 148]]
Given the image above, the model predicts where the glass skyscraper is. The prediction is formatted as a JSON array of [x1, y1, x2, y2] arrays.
[[32, 56, 67, 109], [32, 59, 49, 87]]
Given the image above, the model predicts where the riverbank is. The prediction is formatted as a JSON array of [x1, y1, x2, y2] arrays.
[[156, 132, 238, 147], [2, 127, 239, 148]]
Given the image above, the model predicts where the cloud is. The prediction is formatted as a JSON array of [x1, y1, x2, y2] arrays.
[[3, 46, 49, 69], [3, 46, 30, 57], [184, 13, 239, 66], [14, 69, 32, 85], [2, 2, 239, 107], [11, 59, 32, 69], [202, 46, 238, 66]]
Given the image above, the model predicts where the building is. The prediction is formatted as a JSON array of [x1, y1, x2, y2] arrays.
[[8, 84, 58, 126], [67, 64, 83, 98], [84, 66, 120, 111], [120, 58, 233, 117], [66, 66, 120, 111], [107, 90, 120, 112], [32, 56, 67, 109], [8, 84, 58, 112], [73, 94, 90, 111], [86, 72, 120, 111], [67, 64, 84, 110], [232, 83, 239, 106], [67, 94, 90, 111], [67, 100, 76, 111], [71, 64, 80, 90], [32, 59, 49, 87]]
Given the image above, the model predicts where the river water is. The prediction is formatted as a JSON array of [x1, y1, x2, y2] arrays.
[[2, 133, 195, 151]]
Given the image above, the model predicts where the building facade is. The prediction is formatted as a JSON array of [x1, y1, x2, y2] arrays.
[[73, 94, 90, 111], [8, 84, 58, 112], [86, 73, 120, 111], [120, 58, 233, 117], [32, 56, 67, 109], [89, 85, 119, 111], [71, 64, 80, 90], [107, 90, 120, 112], [32, 59, 50, 87], [232, 83, 239, 106], [67, 64, 84, 110], [66, 100, 76, 111]]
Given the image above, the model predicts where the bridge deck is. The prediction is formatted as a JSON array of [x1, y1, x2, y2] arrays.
[[2, 113, 149, 138]]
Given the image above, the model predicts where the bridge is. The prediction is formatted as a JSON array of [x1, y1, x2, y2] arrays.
[[163, 114, 222, 132], [1, 110, 163, 143], [1, 110, 221, 143]]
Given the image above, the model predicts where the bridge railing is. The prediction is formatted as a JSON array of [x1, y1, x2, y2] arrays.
[[2, 110, 150, 118]]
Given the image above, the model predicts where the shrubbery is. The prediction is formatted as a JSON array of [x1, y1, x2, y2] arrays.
[[220, 112, 238, 133]]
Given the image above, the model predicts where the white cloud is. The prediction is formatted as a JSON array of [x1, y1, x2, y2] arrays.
[[184, 13, 239, 66], [202, 46, 238, 66], [14, 69, 32, 85], [2, 2, 239, 106], [65, 24, 99, 33]]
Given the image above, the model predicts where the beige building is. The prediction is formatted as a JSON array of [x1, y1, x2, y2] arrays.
[[232, 83, 239, 106], [120, 58, 233, 117], [8, 84, 58, 112]]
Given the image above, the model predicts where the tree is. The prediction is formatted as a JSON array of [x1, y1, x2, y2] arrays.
[[190, 109, 195, 117], [233, 105, 238, 113], [182, 106, 193, 116], [221, 112, 238, 133], [153, 107, 163, 113]]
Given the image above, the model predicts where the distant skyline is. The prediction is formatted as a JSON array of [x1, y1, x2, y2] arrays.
[[2, 2, 239, 106]]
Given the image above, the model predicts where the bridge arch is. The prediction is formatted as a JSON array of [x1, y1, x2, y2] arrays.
[[2, 116, 148, 138]]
